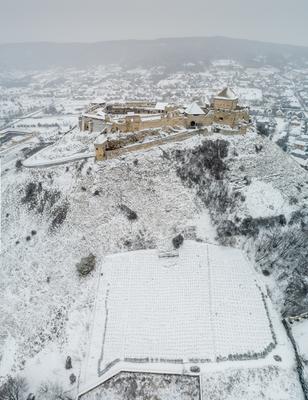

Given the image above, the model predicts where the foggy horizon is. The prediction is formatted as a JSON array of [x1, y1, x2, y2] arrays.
[[1, 0, 308, 47], [1, 34, 308, 49]]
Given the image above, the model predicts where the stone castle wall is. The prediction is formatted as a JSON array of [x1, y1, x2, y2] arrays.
[[81, 95, 250, 136], [104, 130, 205, 160], [112, 115, 186, 133], [212, 98, 238, 110], [82, 108, 249, 135]]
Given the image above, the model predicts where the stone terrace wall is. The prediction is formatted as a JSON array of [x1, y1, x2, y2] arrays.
[[105, 131, 203, 160]]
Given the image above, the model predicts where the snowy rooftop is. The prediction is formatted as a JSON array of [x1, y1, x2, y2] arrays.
[[91, 98, 106, 105], [215, 87, 238, 100], [185, 102, 205, 115], [82, 241, 277, 391], [94, 134, 107, 145], [83, 112, 106, 120], [155, 102, 169, 111]]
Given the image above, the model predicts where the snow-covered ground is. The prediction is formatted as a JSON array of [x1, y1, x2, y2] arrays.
[[21, 129, 96, 167], [1, 138, 200, 396], [1, 129, 307, 398], [235, 87, 263, 105], [1, 63, 308, 398], [243, 180, 294, 219], [80, 240, 299, 398], [292, 319, 308, 384]]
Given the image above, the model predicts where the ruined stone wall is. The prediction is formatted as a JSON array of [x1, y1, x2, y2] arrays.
[[111, 121, 126, 132], [105, 130, 204, 160], [214, 126, 246, 135], [93, 119, 106, 132], [95, 144, 106, 161], [111, 112, 247, 132], [82, 107, 249, 134], [81, 116, 105, 132], [140, 116, 185, 130], [126, 116, 142, 132], [185, 115, 212, 128], [111, 116, 186, 133], [211, 109, 249, 128], [106, 130, 161, 150], [212, 110, 237, 127]]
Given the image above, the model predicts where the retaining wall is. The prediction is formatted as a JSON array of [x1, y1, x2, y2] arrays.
[[105, 131, 202, 160]]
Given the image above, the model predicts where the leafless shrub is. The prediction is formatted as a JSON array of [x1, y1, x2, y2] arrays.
[[15, 160, 23, 171], [172, 234, 184, 249], [50, 202, 69, 230], [76, 254, 96, 276], [21, 182, 61, 214], [0, 376, 28, 400], [37, 381, 72, 400], [174, 139, 229, 182], [119, 204, 138, 221], [122, 230, 155, 251], [289, 196, 298, 205]]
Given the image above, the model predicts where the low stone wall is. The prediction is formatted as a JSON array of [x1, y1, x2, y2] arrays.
[[112, 115, 186, 133], [106, 129, 161, 150], [105, 131, 202, 160]]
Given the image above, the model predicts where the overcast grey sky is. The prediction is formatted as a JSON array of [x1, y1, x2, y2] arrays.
[[1, 0, 308, 46]]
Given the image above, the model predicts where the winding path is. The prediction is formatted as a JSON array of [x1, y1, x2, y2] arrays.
[[22, 152, 94, 168]]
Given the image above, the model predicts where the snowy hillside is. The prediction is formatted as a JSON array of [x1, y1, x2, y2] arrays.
[[170, 132, 308, 314], [79, 240, 302, 400], [1, 129, 308, 397]]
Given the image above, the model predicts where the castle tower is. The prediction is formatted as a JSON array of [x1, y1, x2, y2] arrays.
[[212, 87, 238, 110]]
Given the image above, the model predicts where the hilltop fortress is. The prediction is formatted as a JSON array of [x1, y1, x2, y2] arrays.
[[79, 88, 251, 160]]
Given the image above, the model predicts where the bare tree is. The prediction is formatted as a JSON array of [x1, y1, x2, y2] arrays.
[[0, 376, 28, 400]]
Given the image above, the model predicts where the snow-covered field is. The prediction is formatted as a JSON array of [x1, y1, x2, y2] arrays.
[[80, 240, 297, 395], [103, 243, 272, 364]]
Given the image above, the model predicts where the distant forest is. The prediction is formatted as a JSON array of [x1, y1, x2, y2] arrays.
[[1, 36, 308, 70]]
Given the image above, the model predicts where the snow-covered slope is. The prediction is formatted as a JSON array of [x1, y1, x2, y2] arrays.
[[1, 130, 307, 397], [79, 240, 302, 400], [171, 132, 308, 315], [1, 141, 199, 395]]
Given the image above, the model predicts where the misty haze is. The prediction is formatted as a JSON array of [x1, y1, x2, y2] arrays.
[[1, 1, 308, 400]]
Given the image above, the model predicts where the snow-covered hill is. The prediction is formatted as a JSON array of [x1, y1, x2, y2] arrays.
[[1, 130, 307, 397]]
